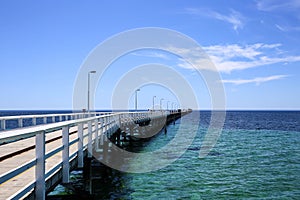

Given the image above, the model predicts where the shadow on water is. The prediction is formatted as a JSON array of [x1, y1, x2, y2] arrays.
[[89, 138, 162, 199]]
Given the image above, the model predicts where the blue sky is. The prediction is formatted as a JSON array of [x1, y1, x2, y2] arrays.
[[0, 0, 300, 110]]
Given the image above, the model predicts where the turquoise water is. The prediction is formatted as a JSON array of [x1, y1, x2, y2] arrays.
[[114, 111, 300, 199]]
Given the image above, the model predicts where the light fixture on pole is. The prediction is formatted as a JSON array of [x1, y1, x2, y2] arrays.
[[152, 96, 156, 110], [87, 70, 96, 113], [135, 88, 140, 111], [160, 98, 164, 110]]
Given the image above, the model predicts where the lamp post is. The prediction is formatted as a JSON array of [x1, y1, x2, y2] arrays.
[[152, 96, 156, 110], [87, 70, 96, 113], [160, 98, 164, 110], [135, 88, 140, 111], [167, 101, 170, 110]]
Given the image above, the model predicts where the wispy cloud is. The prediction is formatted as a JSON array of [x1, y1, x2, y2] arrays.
[[257, 0, 300, 32], [130, 51, 169, 60], [222, 75, 289, 85], [164, 46, 215, 71], [275, 24, 300, 32], [256, 0, 300, 12], [203, 43, 300, 73], [275, 24, 286, 31], [211, 9, 244, 31], [184, 8, 244, 31], [164, 43, 300, 73]]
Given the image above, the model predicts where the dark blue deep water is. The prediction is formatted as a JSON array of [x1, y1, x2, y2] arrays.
[[2, 111, 300, 199]]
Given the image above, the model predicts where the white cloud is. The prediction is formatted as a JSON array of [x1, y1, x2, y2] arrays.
[[257, 0, 300, 31], [275, 24, 300, 32], [222, 75, 289, 85], [203, 43, 300, 73], [130, 43, 300, 76], [184, 8, 244, 31], [275, 24, 287, 32], [257, 0, 300, 11], [131, 51, 169, 60], [204, 44, 262, 60], [162, 43, 300, 73], [212, 9, 244, 31]]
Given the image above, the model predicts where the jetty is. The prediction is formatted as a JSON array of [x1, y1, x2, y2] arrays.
[[0, 109, 191, 199]]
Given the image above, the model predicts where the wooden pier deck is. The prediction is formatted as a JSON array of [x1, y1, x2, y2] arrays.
[[0, 110, 190, 199]]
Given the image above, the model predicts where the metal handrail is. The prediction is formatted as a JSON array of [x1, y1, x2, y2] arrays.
[[0, 112, 105, 120], [0, 111, 111, 131], [0, 112, 149, 145]]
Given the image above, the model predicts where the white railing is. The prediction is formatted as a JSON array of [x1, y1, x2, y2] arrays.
[[0, 112, 111, 131], [0, 111, 151, 200]]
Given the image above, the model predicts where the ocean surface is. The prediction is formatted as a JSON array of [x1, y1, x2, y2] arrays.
[[1, 110, 300, 199]]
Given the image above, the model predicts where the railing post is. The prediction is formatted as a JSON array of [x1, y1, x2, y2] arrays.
[[106, 116, 110, 134], [88, 121, 93, 158], [118, 114, 122, 128], [109, 116, 113, 131], [62, 126, 69, 183], [52, 116, 55, 123], [103, 117, 109, 161], [77, 123, 84, 168], [35, 131, 45, 200], [98, 117, 104, 148], [1, 120, 5, 130], [95, 118, 99, 150], [43, 117, 47, 124], [18, 118, 23, 128], [32, 117, 36, 126]]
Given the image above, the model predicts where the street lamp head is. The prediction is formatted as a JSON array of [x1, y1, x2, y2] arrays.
[[136, 88, 140, 92], [89, 70, 96, 74]]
